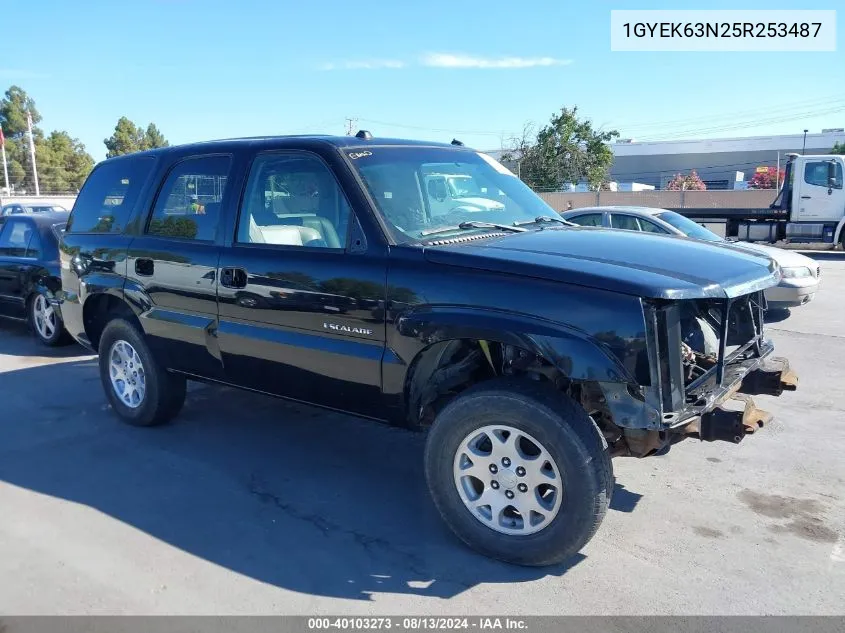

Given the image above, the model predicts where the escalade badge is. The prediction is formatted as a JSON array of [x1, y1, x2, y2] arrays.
[[323, 322, 373, 336]]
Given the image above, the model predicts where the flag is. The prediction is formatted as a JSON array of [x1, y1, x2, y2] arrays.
[[0, 125, 4, 148]]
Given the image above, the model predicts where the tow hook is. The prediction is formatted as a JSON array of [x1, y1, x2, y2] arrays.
[[699, 395, 773, 443], [739, 357, 799, 397]]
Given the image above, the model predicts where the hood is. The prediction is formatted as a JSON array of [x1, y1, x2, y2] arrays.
[[423, 227, 781, 300], [728, 241, 818, 271]]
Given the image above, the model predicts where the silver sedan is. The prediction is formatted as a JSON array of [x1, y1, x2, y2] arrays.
[[562, 206, 820, 309]]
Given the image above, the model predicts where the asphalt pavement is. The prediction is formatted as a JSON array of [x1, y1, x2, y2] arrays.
[[0, 253, 843, 615]]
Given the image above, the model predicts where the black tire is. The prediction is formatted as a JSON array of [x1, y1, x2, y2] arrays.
[[424, 378, 613, 566], [27, 293, 72, 347], [98, 318, 187, 427]]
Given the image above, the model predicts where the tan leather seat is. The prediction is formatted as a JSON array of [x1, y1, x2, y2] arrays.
[[251, 221, 322, 246]]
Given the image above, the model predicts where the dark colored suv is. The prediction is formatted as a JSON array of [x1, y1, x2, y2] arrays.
[[58, 134, 797, 566]]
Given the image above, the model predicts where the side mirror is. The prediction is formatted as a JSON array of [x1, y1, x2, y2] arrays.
[[828, 162, 838, 192]]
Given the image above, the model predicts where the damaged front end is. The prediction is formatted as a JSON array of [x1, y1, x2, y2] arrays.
[[605, 291, 798, 457]]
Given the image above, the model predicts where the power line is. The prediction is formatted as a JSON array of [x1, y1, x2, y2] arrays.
[[612, 94, 845, 135], [357, 117, 511, 138], [637, 105, 845, 141]]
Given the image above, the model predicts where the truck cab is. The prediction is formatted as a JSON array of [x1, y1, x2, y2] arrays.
[[423, 172, 506, 217], [772, 153, 845, 244]]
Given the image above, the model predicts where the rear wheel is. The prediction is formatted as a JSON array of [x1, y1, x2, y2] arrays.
[[98, 318, 187, 427], [424, 379, 613, 566], [28, 293, 70, 347]]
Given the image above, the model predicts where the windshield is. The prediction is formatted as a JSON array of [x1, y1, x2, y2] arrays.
[[655, 210, 722, 242], [347, 147, 555, 243]]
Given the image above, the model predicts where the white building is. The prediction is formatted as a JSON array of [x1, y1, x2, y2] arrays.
[[610, 129, 845, 190]]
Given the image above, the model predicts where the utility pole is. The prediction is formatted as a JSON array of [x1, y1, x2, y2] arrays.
[[0, 125, 9, 195], [344, 117, 358, 136], [802, 129, 808, 155], [26, 110, 40, 195]]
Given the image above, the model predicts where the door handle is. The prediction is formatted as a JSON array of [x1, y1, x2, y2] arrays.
[[135, 258, 154, 276], [220, 267, 247, 289], [800, 195, 812, 199]]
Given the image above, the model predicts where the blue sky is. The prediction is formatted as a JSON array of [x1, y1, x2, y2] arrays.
[[3, 0, 843, 160]]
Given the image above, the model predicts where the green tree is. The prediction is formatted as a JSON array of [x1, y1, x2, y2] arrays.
[[104, 117, 169, 157], [104, 117, 146, 158], [832, 141, 845, 155], [0, 85, 41, 136], [502, 107, 619, 191], [38, 131, 95, 193], [143, 123, 169, 150], [0, 85, 43, 192], [0, 85, 93, 193]]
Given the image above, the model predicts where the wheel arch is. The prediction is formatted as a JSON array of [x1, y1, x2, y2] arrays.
[[396, 307, 636, 429], [82, 289, 142, 351]]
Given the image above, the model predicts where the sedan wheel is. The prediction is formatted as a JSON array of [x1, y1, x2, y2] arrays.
[[30, 293, 65, 345]]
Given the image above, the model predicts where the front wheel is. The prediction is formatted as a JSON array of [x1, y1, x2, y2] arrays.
[[424, 379, 613, 566], [98, 318, 187, 427]]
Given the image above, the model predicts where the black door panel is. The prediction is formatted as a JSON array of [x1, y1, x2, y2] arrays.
[[0, 218, 36, 317], [125, 236, 223, 377], [217, 246, 387, 417], [122, 154, 234, 378]]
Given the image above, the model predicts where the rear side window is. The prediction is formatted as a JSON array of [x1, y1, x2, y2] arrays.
[[610, 214, 640, 231], [146, 155, 232, 241], [0, 219, 33, 256], [67, 157, 154, 233]]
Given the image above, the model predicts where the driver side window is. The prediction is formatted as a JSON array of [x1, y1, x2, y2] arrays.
[[237, 152, 350, 249]]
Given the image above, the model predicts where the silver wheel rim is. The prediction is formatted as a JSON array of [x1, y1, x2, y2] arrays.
[[453, 424, 563, 535], [108, 340, 146, 409], [33, 294, 57, 341]]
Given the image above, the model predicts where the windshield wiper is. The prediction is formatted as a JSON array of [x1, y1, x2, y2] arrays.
[[421, 221, 527, 237], [513, 215, 577, 227]]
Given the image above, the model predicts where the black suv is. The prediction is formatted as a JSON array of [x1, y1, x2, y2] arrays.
[[58, 134, 797, 566]]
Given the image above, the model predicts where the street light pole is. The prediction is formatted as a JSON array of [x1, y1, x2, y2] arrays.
[[802, 129, 808, 155]]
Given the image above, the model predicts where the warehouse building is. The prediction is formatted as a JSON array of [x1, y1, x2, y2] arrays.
[[610, 129, 845, 190]]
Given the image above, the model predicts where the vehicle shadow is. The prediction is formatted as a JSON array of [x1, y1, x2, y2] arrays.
[[609, 483, 643, 513], [0, 354, 591, 601], [0, 318, 88, 359], [764, 308, 792, 324], [794, 250, 845, 261]]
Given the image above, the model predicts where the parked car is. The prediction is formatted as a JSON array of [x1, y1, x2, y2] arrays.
[[1, 203, 68, 217], [0, 211, 71, 345], [58, 135, 798, 566], [562, 206, 821, 309]]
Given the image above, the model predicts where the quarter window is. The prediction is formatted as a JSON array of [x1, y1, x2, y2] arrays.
[[804, 161, 843, 189], [25, 230, 43, 258], [147, 155, 232, 241], [637, 218, 668, 233], [237, 153, 350, 249], [67, 157, 154, 233]]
